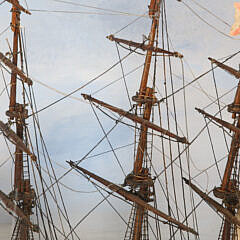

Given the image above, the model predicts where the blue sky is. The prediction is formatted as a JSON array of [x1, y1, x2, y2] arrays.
[[0, 0, 240, 239]]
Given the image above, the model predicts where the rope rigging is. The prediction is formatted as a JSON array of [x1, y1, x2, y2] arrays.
[[2, 0, 240, 239], [180, 0, 240, 40]]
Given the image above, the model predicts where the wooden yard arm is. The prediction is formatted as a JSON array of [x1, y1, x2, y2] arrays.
[[196, 108, 240, 134], [107, 35, 183, 58], [209, 57, 240, 79], [0, 120, 36, 161], [0, 190, 38, 232], [0, 52, 33, 85], [82, 94, 188, 144], [5, 0, 31, 15], [68, 161, 198, 236], [183, 178, 240, 226]]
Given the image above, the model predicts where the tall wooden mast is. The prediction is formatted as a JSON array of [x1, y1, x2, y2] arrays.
[[78, 0, 191, 238], [203, 59, 240, 240], [130, 1, 161, 238], [108, 1, 163, 238], [4, 1, 36, 239], [186, 58, 240, 240]]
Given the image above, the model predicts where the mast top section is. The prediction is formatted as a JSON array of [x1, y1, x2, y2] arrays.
[[6, 0, 31, 15]]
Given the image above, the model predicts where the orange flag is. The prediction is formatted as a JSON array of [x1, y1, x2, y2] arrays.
[[230, 2, 240, 36]]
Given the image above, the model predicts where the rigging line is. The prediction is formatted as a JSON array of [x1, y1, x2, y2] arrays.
[[87, 175, 128, 226], [36, 116, 122, 200], [157, 18, 225, 107], [91, 64, 143, 95], [0, 0, 6, 6], [33, 160, 61, 238], [113, 11, 148, 35], [32, 77, 86, 103], [40, 166, 98, 193], [28, 47, 136, 117], [148, 220, 159, 240], [80, 172, 171, 235], [0, 64, 10, 98], [29, 9, 147, 17], [146, 148, 186, 221], [94, 103, 180, 142], [44, 143, 134, 180], [160, 49, 240, 102], [51, 0, 147, 17], [32, 64, 142, 103], [169, 196, 208, 240], [203, 86, 236, 110], [181, 1, 239, 40], [27, 89, 77, 239], [35, 201, 70, 240], [164, 6, 188, 237], [31, 150, 58, 239], [211, 62, 229, 151], [74, 142, 135, 162], [75, 167, 172, 231], [0, 202, 17, 220], [2, 134, 15, 169], [28, 87, 57, 239], [0, 156, 11, 168], [81, 169, 135, 209], [115, 42, 132, 108], [117, 42, 146, 56], [30, 101, 59, 240], [34, 161, 77, 240], [181, 59, 199, 233], [151, 142, 208, 192], [0, 69, 10, 98], [0, 25, 10, 37], [63, 190, 112, 240], [156, 104, 228, 180], [181, 59, 226, 107], [31, 165, 50, 239], [90, 101, 126, 177], [159, 24, 175, 239], [186, 0, 231, 27], [23, 0, 29, 10], [31, 113, 76, 239], [165, 57, 185, 237], [204, 117, 222, 181]]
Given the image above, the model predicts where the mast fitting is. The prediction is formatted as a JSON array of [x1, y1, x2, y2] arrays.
[[0, 52, 33, 85], [106, 35, 183, 58], [6, 0, 31, 15]]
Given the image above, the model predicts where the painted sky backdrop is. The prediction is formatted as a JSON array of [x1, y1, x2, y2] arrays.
[[0, 0, 240, 239]]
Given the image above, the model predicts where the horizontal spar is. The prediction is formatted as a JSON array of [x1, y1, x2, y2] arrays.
[[0, 120, 36, 161], [5, 0, 31, 15], [209, 57, 240, 79], [0, 52, 33, 85], [196, 108, 240, 134], [0, 190, 38, 232], [82, 94, 188, 144], [68, 161, 198, 235], [183, 178, 240, 226], [107, 35, 183, 58]]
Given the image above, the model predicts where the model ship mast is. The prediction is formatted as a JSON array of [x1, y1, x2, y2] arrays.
[[108, 1, 185, 238], [70, 0, 197, 238], [184, 58, 240, 239], [0, 1, 43, 239], [4, 1, 37, 239]]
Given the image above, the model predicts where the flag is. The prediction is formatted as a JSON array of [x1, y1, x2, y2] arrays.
[[230, 2, 240, 36]]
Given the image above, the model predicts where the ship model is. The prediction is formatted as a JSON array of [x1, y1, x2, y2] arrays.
[[0, 0, 240, 239]]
